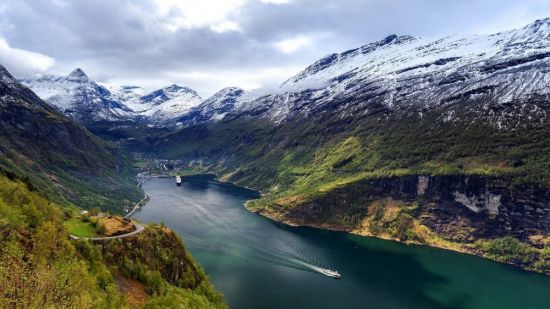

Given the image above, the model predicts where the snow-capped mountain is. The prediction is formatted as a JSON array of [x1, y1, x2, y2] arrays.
[[0, 65, 54, 112], [20, 68, 134, 122], [20, 18, 550, 131], [174, 87, 245, 126], [22, 70, 203, 125], [103, 84, 147, 105], [123, 84, 202, 122], [231, 18, 550, 128]]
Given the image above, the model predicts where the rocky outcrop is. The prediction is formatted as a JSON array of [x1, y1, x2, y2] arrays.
[[423, 176, 550, 242], [277, 175, 550, 244]]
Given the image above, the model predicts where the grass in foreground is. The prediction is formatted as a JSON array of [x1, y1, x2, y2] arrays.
[[64, 217, 99, 237]]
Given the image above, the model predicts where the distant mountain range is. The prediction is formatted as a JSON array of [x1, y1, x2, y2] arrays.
[[140, 18, 550, 276], [20, 68, 134, 123], [21, 69, 208, 126], [3, 17, 550, 275], [108, 83, 203, 123], [220, 18, 550, 129], [0, 65, 141, 211], [150, 17, 550, 167], [24, 18, 550, 133]]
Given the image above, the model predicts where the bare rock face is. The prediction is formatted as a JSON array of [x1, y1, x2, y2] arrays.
[[417, 176, 429, 195], [280, 175, 550, 243], [420, 176, 550, 242], [452, 191, 501, 215]]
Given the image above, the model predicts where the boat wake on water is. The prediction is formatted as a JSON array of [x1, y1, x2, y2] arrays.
[[213, 233, 342, 279], [290, 259, 341, 279], [176, 192, 343, 280], [232, 232, 343, 279]]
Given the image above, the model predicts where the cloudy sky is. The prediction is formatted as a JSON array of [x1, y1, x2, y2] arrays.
[[2, 0, 550, 97]]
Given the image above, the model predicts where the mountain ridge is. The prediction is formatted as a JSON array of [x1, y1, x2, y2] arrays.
[[0, 64, 141, 212], [142, 18, 550, 275], [21, 69, 204, 126], [217, 18, 550, 127]]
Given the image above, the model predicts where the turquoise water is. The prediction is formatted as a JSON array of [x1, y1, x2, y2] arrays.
[[133, 175, 550, 309]]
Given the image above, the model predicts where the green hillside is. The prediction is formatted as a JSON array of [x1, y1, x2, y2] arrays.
[[0, 65, 141, 213]]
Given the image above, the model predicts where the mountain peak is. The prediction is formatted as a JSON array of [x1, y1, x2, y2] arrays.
[[163, 84, 200, 97], [164, 84, 194, 93], [379, 34, 417, 46], [383, 34, 399, 43], [503, 17, 550, 46], [206, 87, 244, 103], [530, 17, 550, 27], [283, 33, 418, 85], [216, 87, 244, 94], [518, 17, 550, 34], [0, 64, 17, 86], [66, 68, 89, 82]]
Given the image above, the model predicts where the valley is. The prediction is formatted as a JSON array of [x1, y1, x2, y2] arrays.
[[2, 9, 550, 308], [132, 176, 550, 309], [120, 19, 550, 276], [0, 65, 227, 308]]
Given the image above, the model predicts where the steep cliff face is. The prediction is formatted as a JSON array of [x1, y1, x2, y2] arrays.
[[420, 176, 550, 242], [94, 225, 227, 308], [246, 174, 550, 273], [267, 175, 550, 243]]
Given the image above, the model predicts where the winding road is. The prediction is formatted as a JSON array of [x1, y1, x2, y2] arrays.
[[69, 223, 145, 241], [70, 181, 149, 240], [125, 194, 149, 219]]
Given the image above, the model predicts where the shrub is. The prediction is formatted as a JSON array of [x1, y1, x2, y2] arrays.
[[477, 237, 536, 264], [392, 213, 414, 241], [62, 207, 73, 219]]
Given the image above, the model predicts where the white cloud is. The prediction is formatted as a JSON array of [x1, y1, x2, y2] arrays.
[[275, 36, 313, 53], [210, 21, 241, 33], [154, 0, 245, 31], [0, 38, 55, 77], [261, 0, 291, 4], [4, 0, 550, 95], [50, 0, 69, 7]]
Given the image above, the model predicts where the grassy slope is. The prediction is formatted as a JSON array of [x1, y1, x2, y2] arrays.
[[0, 68, 142, 213], [145, 101, 550, 274], [65, 217, 99, 237], [0, 175, 226, 308], [0, 132, 142, 214], [151, 103, 550, 203]]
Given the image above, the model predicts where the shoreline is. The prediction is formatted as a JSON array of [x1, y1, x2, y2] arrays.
[[244, 203, 550, 277], [137, 171, 549, 276]]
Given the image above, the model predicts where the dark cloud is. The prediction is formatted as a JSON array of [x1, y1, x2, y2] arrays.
[[2, 0, 550, 96]]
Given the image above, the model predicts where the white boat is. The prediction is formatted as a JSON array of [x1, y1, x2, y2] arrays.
[[318, 268, 341, 279], [290, 258, 342, 279], [176, 176, 182, 186]]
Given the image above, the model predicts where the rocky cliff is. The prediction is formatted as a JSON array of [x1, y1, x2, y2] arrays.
[[248, 174, 550, 273]]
